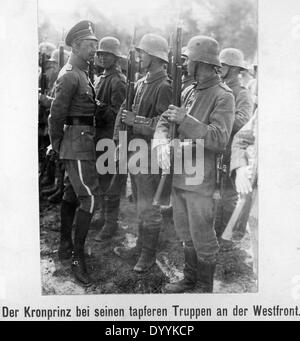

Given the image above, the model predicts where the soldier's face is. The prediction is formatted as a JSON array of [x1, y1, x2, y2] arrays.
[[98, 52, 117, 69], [138, 50, 151, 70], [220, 64, 230, 78], [75, 39, 98, 62], [188, 60, 213, 81]]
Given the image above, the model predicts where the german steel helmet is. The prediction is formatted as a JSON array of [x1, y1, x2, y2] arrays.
[[186, 35, 221, 67], [38, 42, 56, 57], [48, 49, 70, 65], [219, 48, 247, 70], [136, 33, 169, 63], [97, 37, 122, 57]]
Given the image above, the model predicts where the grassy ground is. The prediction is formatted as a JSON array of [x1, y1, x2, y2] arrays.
[[40, 194, 257, 295]]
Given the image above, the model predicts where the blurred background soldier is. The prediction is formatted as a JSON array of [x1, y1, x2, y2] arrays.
[[114, 33, 172, 273], [48, 20, 99, 286], [154, 36, 235, 293], [214, 48, 253, 245], [38, 41, 56, 187], [92, 37, 126, 241], [40, 48, 70, 203]]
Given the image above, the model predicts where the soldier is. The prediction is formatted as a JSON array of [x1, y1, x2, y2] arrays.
[[154, 36, 235, 293], [114, 33, 172, 273], [92, 37, 126, 241], [38, 42, 57, 187], [39, 48, 70, 203], [230, 109, 258, 275], [48, 20, 99, 286], [214, 48, 253, 243]]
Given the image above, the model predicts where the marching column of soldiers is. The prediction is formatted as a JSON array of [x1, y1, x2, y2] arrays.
[[39, 19, 257, 291]]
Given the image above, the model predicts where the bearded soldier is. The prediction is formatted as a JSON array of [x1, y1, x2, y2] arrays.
[[48, 20, 99, 286], [114, 34, 172, 273], [154, 36, 235, 293], [93, 37, 126, 241], [214, 48, 253, 244]]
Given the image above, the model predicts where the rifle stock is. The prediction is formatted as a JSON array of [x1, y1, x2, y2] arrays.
[[152, 27, 182, 206], [221, 157, 258, 241]]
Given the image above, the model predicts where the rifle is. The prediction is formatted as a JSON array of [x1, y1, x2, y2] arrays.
[[152, 27, 182, 206], [212, 153, 227, 230], [221, 151, 258, 241], [106, 28, 137, 194], [58, 30, 65, 70]]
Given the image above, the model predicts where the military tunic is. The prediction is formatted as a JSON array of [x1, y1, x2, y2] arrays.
[[117, 69, 172, 231], [94, 65, 126, 198], [48, 53, 99, 213], [154, 74, 235, 262]]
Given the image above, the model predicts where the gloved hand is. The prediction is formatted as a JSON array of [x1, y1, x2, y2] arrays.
[[235, 165, 252, 195], [156, 143, 171, 171]]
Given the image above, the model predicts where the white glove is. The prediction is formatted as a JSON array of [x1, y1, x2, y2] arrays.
[[156, 143, 171, 171]]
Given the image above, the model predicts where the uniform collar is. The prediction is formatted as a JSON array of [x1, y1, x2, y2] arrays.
[[194, 74, 221, 90], [145, 69, 168, 84], [69, 52, 89, 72], [224, 75, 241, 88]]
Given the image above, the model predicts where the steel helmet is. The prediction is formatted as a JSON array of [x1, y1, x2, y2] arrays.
[[38, 42, 56, 57], [97, 37, 122, 57], [48, 48, 70, 65], [136, 34, 169, 63], [186, 36, 221, 67], [219, 48, 247, 70]]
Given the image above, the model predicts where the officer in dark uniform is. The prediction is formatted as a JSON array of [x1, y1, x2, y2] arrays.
[[48, 20, 99, 286], [92, 37, 126, 241], [113, 34, 172, 273], [214, 48, 253, 244], [154, 36, 235, 293]]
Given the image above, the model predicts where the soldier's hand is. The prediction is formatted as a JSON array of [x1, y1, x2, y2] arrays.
[[235, 166, 252, 195], [121, 110, 135, 126], [165, 105, 187, 124], [156, 143, 171, 171]]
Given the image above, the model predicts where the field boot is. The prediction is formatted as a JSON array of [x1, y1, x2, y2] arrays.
[[72, 209, 93, 286], [196, 260, 216, 293], [58, 200, 76, 260], [133, 227, 160, 273], [164, 242, 198, 293], [113, 222, 144, 260], [94, 197, 119, 241]]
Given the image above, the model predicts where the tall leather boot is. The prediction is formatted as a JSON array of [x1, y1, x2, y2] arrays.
[[164, 242, 198, 293], [94, 197, 119, 241], [72, 209, 93, 287], [133, 227, 160, 273], [92, 195, 105, 230], [58, 200, 77, 260], [196, 260, 216, 293], [113, 222, 144, 260]]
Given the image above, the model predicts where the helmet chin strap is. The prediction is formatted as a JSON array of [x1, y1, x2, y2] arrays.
[[193, 61, 200, 81]]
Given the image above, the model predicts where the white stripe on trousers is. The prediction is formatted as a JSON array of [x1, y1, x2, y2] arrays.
[[77, 160, 95, 214]]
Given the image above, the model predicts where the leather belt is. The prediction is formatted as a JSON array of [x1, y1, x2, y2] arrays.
[[65, 116, 94, 126]]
